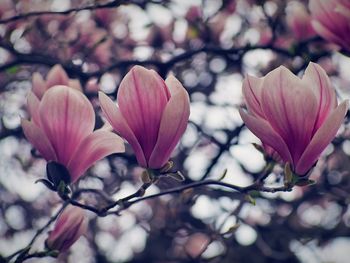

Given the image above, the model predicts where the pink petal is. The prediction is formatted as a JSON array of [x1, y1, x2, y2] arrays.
[[295, 101, 348, 175], [263, 144, 283, 163], [335, 2, 350, 19], [39, 86, 95, 166], [260, 66, 318, 164], [239, 109, 293, 166], [99, 92, 147, 167], [242, 75, 264, 118], [55, 216, 88, 252], [302, 62, 337, 130], [67, 130, 125, 183], [27, 91, 40, 126], [117, 66, 170, 160], [286, 2, 315, 40], [150, 69, 171, 100], [309, 0, 350, 48], [148, 75, 190, 168], [309, 0, 327, 17], [32, 72, 47, 100], [49, 206, 83, 237], [309, 0, 338, 28], [46, 65, 69, 88], [309, 0, 348, 30], [311, 20, 346, 49], [309, 0, 350, 49], [47, 206, 87, 252], [21, 119, 57, 161], [338, 0, 350, 11]]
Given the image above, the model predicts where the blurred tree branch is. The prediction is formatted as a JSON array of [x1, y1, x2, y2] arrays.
[[0, 0, 146, 24]]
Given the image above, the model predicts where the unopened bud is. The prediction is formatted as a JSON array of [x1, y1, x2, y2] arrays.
[[46, 206, 88, 253]]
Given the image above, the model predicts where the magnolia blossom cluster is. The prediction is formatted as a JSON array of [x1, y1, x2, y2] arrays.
[[23, 65, 190, 184], [23, 65, 190, 252], [22, 61, 347, 252]]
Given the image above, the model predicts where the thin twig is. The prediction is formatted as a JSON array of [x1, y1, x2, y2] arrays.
[[8, 203, 67, 263], [105, 178, 292, 215]]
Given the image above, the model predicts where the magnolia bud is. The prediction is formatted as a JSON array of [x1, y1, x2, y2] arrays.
[[46, 206, 88, 252]]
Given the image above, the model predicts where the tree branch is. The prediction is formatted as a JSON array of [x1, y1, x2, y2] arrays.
[[65, 169, 293, 217], [7, 203, 67, 263]]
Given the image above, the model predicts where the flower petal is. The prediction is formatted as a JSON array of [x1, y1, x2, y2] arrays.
[[335, 2, 350, 19], [47, 206, 87, 252], [302, 62, 337, 130], [99, 92, 147, 167], [46, 65, 69, 88], [242, 75, 264, 118], [239, 109, 293, 165], [117, 66, 170, 160], [311, 20, 345, 49], [27, 91, 40, 125], [55, 216, 87, 252], [309, 0, 349, 50], [148, 75, 190, 168], [39, 86, 95, 166], [67, 130, 125, 182], [21, 119, 57, 161], [260, 66, 318, 164], [32, 72, 47, 99], [295, 101, 348, 175]]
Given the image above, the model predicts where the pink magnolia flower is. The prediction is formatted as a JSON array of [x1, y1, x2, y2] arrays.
[[239, 62, 348, 175], [309, 0, 350, 52], [46, 205, 88, 252], [99, 66, 190, 169], [22, 85, 125, 183], [32, 64, 82, 99]]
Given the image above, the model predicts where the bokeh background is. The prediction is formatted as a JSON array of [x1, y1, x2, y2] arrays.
[[1, 0, 350, 262]]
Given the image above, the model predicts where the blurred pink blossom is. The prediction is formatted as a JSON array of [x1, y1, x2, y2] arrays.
[[94, 8, 119, 28], [240, 62, 348, 175], [46, 205, 88, 252], [65, 20, 112, 65], [85, 78, 100, 93], [309, 0, 350, 52], [22, 85, 125, 183], [257, 26, 292, 48], [32, 65, 82, 99], [185, 6, 202, 24], [99, 66, 190, 169], [225, 0, 237, 14], [0, 0, 14, 19], [184, 233, 210, 258], [286, 2, 316, 41]]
